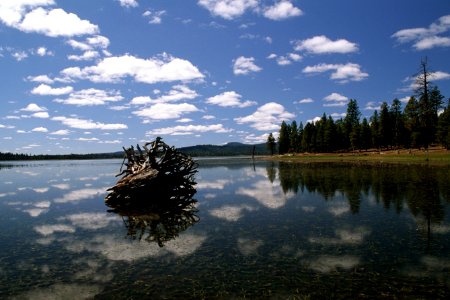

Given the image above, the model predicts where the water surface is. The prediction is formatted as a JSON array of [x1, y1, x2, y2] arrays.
[[0, 159, 449, 299]]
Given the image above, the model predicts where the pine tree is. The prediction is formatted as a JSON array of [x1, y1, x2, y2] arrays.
[[360, 118, 372, 150], [278, 121, 290, 154], [370, 110, 380, 150], [290, 120, 299, 152], [390, 98, 405, 149], [266, 133, 276, 155], [404, 96, 421, 148], [344, 99, 361, 150], [379, 102, 392, 149]]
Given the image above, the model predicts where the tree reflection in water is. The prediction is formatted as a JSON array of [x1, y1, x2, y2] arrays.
[[105, 183, 199, 247], [274, 162, 449, 232]]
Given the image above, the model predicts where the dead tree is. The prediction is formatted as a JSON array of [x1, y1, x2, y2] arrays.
[[105, 138, 199, 246]]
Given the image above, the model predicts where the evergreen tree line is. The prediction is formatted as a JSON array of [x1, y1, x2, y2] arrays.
[[267, 59, 450, 154], [269, 87, 450, 154]]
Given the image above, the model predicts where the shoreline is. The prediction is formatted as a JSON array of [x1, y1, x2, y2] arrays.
[[260, 147, 450, 166]]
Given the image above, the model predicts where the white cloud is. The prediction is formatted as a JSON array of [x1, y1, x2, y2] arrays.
[[176, 118, 193, 123], [32, 111, 50, 118], [130, 85, 198, 105], [20, 103, 47, 112], [392, 14, 450, 50], [0, 0, 55, 26], [27, 74, 54, 84], [31, 84, 73, 95], [268, 52, 302, 66], [263, 0, 302, 21], [68, 50, 99, 61], [202, 115, 216, 120], [50, 129, 70, 135], [233, 56, 262, 75], [32, 126, 48, 133], [143, 9, 166, 24], [117, 0, 138, 8], [198, 0, 258, 20], [206, 91, 256, 108], [18, 7, 99, 37], [302, 63, 368, 83], [429, 71, 450, 81], [295, 98, 314, 104], [60, 54, 204, 84], [12, 51, 28, 61], [235, 102, 295, 131], [133, 103, 199, 120], [54, 88, 123, 106], [36, 46, 52, 56], [364, 101, 381, 110], [52, 116, 127, 130], [294, 35, 358, 54], [77, 137, 99, 142], [414, 36, 450, 50], [323, 93, 348, 107], [147, 124, 231, 136]]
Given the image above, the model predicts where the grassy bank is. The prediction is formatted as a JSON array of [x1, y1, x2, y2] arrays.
[[264, 147, 450, 165]]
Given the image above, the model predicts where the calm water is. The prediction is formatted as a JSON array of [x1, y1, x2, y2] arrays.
[[0, 159, 449, 299]]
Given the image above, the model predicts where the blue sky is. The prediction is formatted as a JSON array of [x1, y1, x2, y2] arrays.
[[0, 0, 449, 154]]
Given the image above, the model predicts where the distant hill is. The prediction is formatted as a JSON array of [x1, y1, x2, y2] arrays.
[[0, 142, 272, 161], [179, 142, 271, 157]]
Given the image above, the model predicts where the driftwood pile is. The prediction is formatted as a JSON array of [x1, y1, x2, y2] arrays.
[[105, 137, 199, 246]]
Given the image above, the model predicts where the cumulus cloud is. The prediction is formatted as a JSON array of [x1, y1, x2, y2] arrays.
[[302, 63, 368, 83], [392, 14, 450, 50], [294, 35, 358, 54], [52, 116, 127, 130], [147, 124, 231, 136], [235, 102, 295, 131], [206, 91, 256, 108], [20, 103, 47, 112], [263, 0, 302, 20], [198, 0, 258, 20], [17, 7, 98, 37], [323, 92, 349, 107], [54, 88, 123, 106], [31, 83, 73, 95], [233, 56, 262, 75], [60, 54, 204, 84], [133, 103, 199, 120], [130, 85, 198, 105]]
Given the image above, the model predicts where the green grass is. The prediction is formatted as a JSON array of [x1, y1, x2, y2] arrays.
[[263, 149, 450, 165]]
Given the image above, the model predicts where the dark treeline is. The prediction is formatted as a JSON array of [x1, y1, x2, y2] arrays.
[[0, 152, 123, 161], [270, 60, 450, 154]]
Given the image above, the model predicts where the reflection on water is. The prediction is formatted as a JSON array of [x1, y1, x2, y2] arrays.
[[0, 159, 449, 298]]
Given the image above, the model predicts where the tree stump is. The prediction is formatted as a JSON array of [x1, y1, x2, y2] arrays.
[[105, 138, 199, 246]]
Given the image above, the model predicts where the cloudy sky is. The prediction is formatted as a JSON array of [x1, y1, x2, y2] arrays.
[[1, 0, 449, 154]]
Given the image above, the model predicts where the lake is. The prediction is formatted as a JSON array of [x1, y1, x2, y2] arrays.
[[0, 159, 449, 299]]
